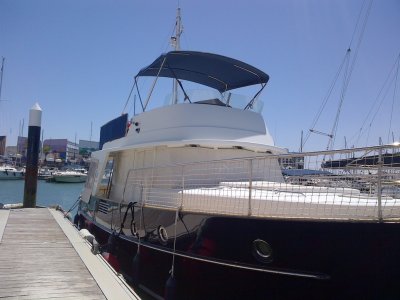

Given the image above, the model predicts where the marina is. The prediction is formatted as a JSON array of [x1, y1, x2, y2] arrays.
[[0, 2, 399, 299], [0, 180, 84, 212]]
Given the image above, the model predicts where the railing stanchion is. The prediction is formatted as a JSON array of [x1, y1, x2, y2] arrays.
[[181, 166, 185, 208], [248, 160, 253, 216], [377, 147, 383, 222]]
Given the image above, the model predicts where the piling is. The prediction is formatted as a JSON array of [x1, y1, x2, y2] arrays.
[[23, 103, 42, 208]]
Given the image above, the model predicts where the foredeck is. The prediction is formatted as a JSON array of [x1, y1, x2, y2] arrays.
[[112, 144, 400, 221], [0, 208, 140, 300]]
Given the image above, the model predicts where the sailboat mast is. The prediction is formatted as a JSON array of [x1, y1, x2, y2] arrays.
[[0, 57, 4, 137], [0, 57, 4, 103], [172, 8, 183, 104]]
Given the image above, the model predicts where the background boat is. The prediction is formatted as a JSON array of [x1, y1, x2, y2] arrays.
[[52, 168, 87, 183], [0, 165, 24, 180]]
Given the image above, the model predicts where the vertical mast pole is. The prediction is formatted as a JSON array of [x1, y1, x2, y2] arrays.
[[172, 8, 183, 104], [90, 121, 93, 142], [0, 58, 5, 138], [0, 57, 4, 103], [300, 130, 303, 153]]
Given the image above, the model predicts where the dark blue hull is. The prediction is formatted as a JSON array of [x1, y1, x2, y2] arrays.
[[77, 198, 400, 299]]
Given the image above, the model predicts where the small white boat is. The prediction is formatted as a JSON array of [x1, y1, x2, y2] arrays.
[[53, 169, 87, 183], [38, 167, 58, 180], [0, 165, 24, 180]]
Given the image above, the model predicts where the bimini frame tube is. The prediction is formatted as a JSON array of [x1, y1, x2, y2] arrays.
[[143, 56, 167, 111], [244, 82, 266, 110], [122, 78, 144, 114]]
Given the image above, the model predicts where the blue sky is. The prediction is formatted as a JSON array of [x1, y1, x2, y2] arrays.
[[0, 0, 399, 152]]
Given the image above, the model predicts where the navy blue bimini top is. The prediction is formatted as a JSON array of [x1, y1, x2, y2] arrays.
[[136, 51, 269, 93]]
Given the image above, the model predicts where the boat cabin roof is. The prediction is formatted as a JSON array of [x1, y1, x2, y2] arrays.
[[136, 51, 269, 92]]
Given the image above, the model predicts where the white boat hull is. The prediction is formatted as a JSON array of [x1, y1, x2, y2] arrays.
[[53, 174, 87, 183], [0, 169, 24, 180]]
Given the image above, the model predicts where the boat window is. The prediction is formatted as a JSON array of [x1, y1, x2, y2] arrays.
[[136, 76, 264, 113], [158, 225, 168, 245], [96, 157, 115, 199], [194, 99, 230, 106], [222, 92, 264, 112], [163, 88, 264, 112], [252, 239, 273, 263]]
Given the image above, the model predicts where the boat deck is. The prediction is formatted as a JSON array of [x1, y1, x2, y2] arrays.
[[0, 208, 140, 300]]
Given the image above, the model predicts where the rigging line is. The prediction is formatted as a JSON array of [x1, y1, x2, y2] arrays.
[[302, 51, 349, 148], [329, 0, 373, 150], [353, 55, 400, 146], [343, 0, 373, 94], [362, 75, 396, 137], [365, 123, 372, 147], [303, 0, 372, 150], [387, 56, 399, 143], [329, 50, 351, 150], [351, 53, 400, 145], [348, 0, 368, 49]]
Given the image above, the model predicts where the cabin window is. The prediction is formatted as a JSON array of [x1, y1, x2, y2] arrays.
[[252, 239, 273, 263], [97, 157, 115, 198], [158, 225, 168, 245]]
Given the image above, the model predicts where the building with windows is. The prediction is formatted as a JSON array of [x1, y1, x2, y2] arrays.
[[6, 137, 99, 166], [42, 139, 79, 163], [279, 155, 305, 169], [79, 140, 99, 158], [17, 136, 28, 157]]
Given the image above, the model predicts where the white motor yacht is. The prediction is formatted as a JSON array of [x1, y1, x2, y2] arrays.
[[52, 168, 87, 183], [0, 165, 24, 180]]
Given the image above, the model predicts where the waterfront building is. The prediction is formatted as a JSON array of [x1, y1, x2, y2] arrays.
[[17, 136, 28, 157], [79, 140, 99, 158]]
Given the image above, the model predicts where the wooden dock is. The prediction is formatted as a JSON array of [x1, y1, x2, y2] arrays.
[[0, 208, 140, 300]]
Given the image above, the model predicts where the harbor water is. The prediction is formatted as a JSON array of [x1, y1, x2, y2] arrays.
[[0, 180, 84, 214]]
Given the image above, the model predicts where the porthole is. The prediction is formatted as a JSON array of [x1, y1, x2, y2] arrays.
[[252, 239, 273, 263], [158, 226, 168, 245]]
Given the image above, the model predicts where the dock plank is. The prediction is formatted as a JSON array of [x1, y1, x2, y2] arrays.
[[0, 208, 106, 300], [0, 208, 140, 300], [49, 209, 140, 300]]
